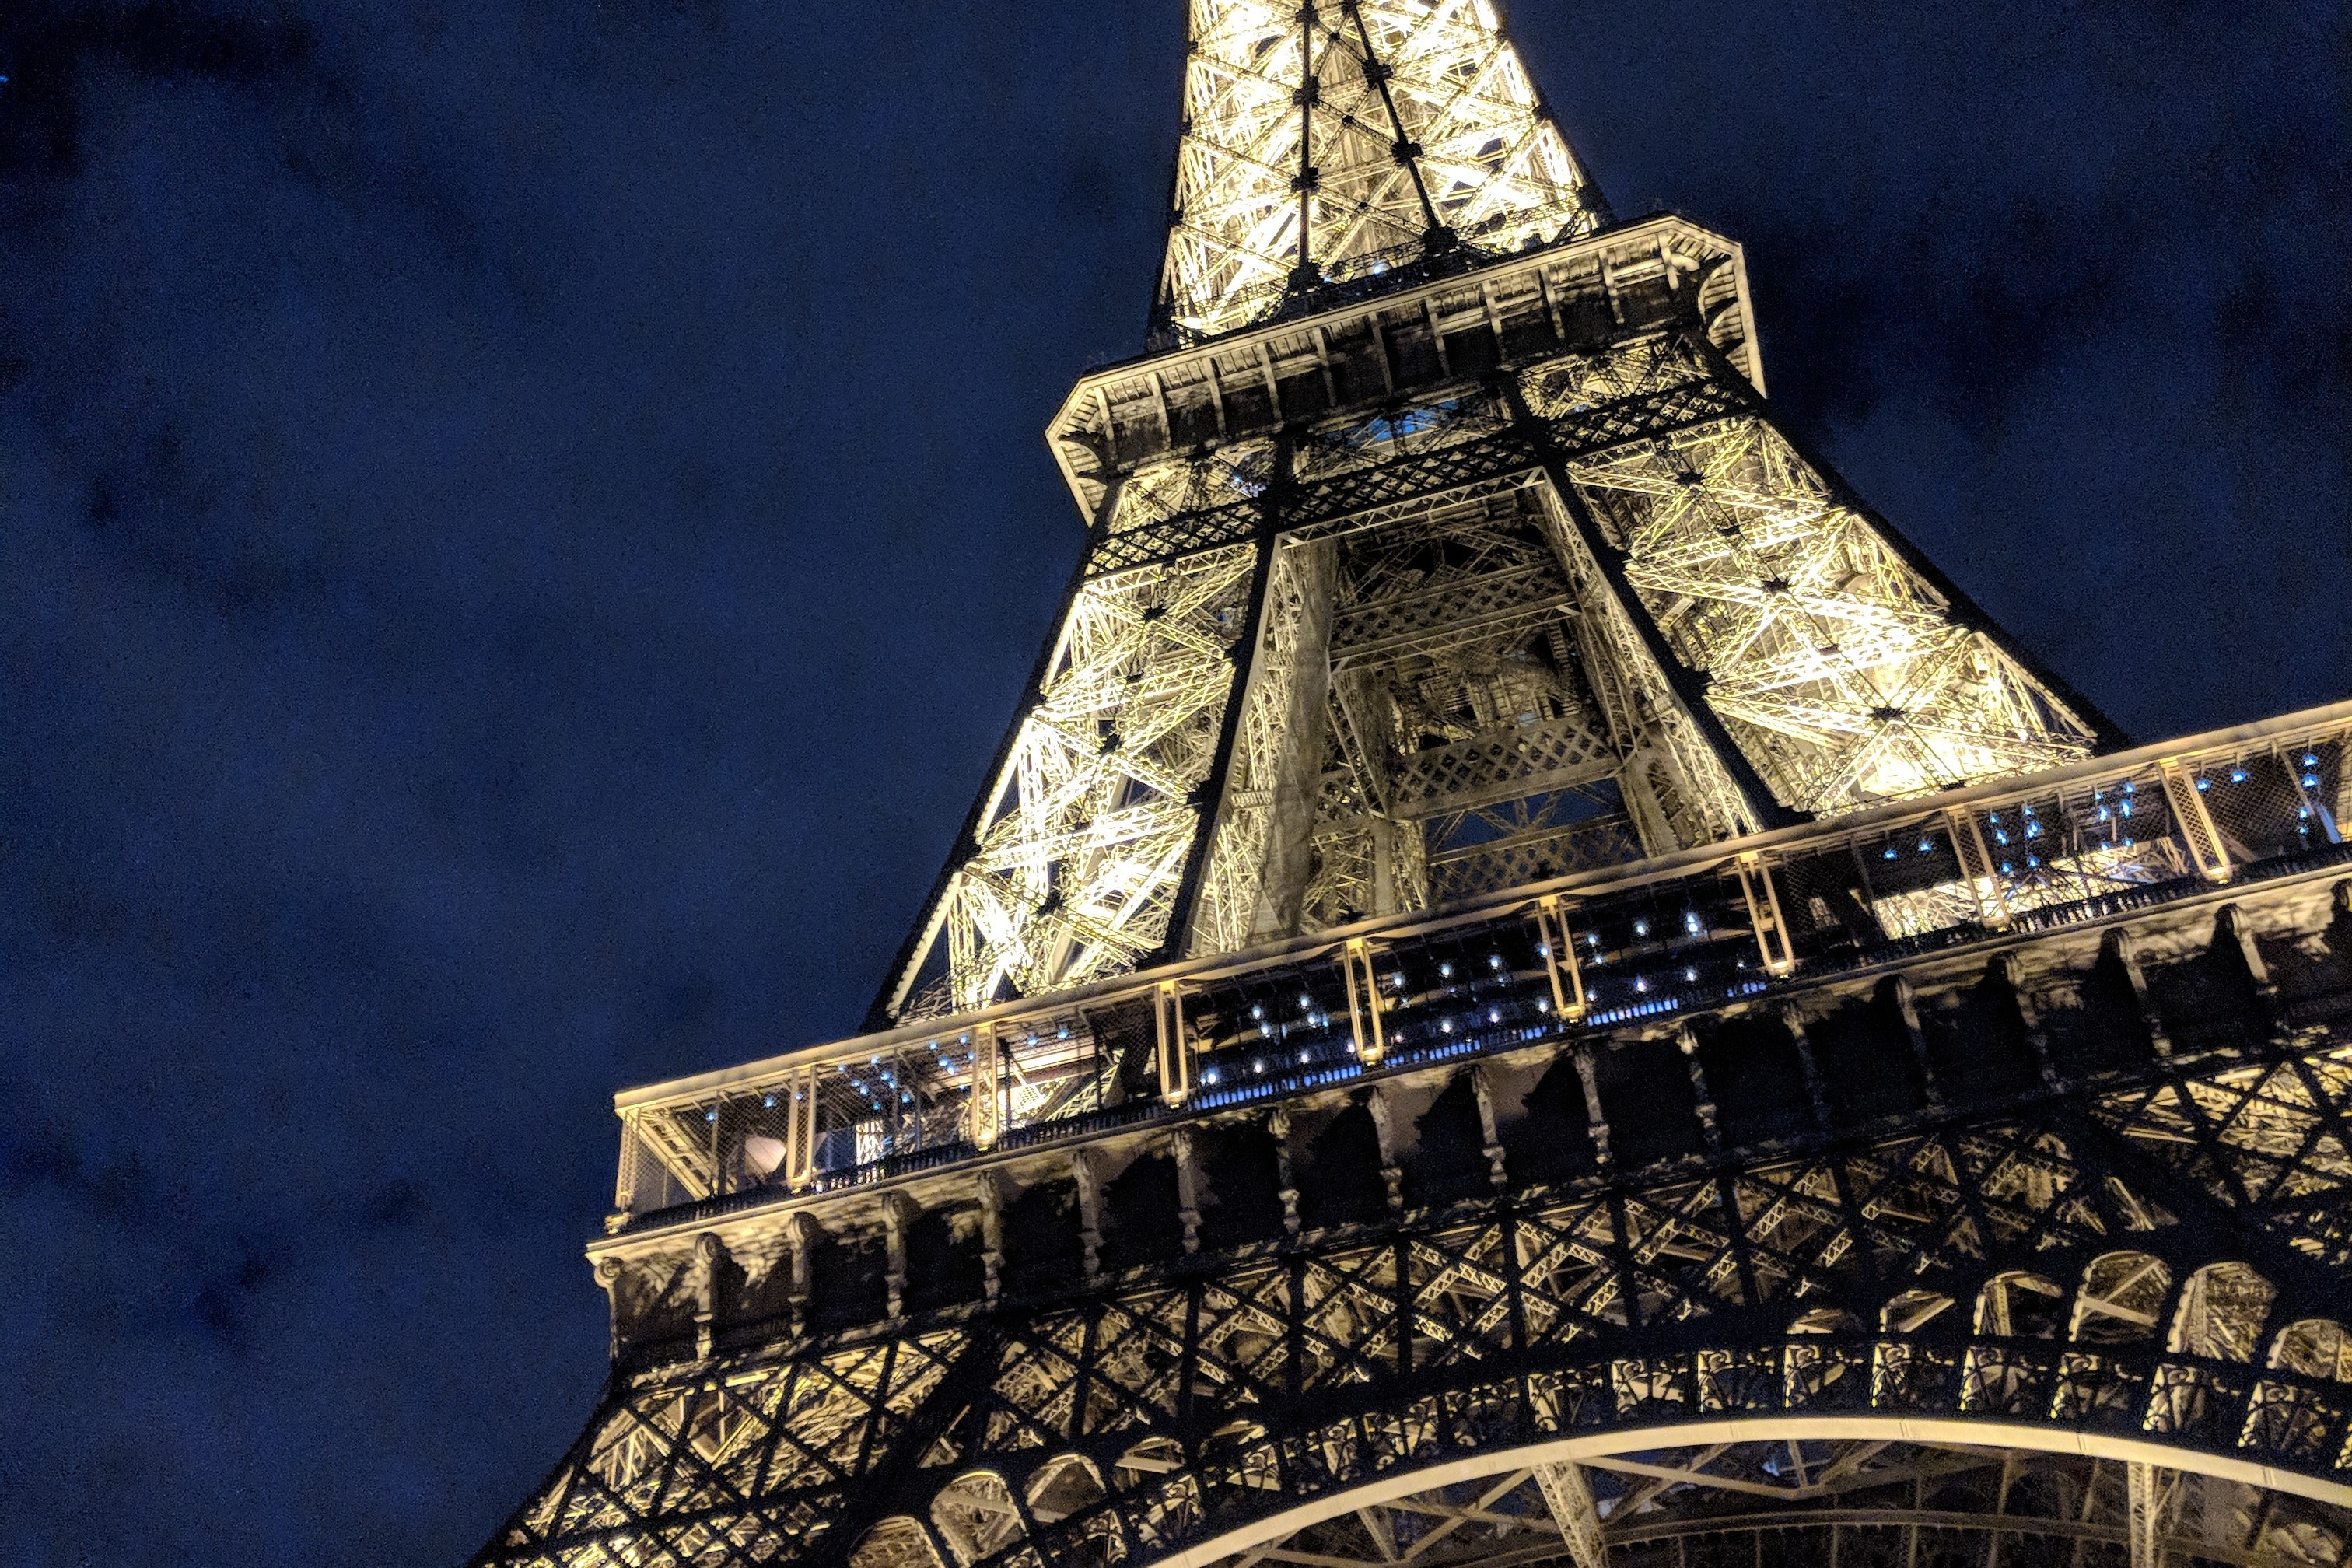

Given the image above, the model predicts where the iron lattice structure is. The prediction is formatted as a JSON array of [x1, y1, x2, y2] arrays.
[[472, 5, 2352, 1567]]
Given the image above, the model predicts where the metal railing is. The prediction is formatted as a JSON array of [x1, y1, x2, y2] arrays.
[[610, 702, 2352, 1232]]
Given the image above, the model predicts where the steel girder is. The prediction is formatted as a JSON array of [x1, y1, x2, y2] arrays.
[[476, 1024, 2352, 1568]]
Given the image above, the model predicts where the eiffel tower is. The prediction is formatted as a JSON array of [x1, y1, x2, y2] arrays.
[[474, 7, 2352, 1567]]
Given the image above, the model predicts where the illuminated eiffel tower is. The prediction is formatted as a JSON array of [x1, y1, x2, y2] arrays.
[[474, 7, 2352, 1567]]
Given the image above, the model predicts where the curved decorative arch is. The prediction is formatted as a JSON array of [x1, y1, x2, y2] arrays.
[[931, 1472, 1027, 1568], [850, 1517, 947, 1568], [2069, 1250, 2172, 1345]]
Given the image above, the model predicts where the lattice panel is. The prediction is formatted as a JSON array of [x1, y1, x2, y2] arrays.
[[1390, 715, 1615, 817], [1087, 499, 1261, 579], [1287, 429, 1539, 533], [908, 543, 1262, 1013], [1107, 444, 1275, 536], [1521, 334, 1713, 420], [1158, 0, 1602, 340], [1424, 813, 1643, 901], [1328, 563, 1566, 663], [1562, 408, 2102, 815]]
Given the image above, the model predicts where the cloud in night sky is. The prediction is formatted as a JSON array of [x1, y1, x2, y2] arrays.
[[0, 2, 2345, 1561]]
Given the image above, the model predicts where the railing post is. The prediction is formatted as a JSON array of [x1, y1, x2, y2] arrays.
[[614, 1109, 641, 1219], [1942, 807, 2007, 923], [1733, 852, 1797, 975], [783, 1066, 818, 1191], [1535, 895, 1587, 1020], [1339, 937, 1387, 1064], [1154, 980, 1193, 1105], [968, 1023, 1005, 1148], [2160, 759, 2232, 880]]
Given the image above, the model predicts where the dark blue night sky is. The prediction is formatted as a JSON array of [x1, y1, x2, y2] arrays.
[[1, 2, 2347, 1561]]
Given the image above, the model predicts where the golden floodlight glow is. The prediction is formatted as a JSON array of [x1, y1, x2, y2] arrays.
[[1160, 0, 1602, 340]]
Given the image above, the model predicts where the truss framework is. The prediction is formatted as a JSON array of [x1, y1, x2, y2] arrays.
[[1160, 0, 1604, 341], [884, 330, 2102, 1024], [478, 1023, 2352, 1568]]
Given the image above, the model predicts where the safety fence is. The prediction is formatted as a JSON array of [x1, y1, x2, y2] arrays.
[[611, 707, 2350, 1228]]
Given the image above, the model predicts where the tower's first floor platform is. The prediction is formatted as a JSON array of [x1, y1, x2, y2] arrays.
[[475, 699, 2352, 1568]]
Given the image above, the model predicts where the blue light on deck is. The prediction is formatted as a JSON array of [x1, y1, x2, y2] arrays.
[[2196, 776, 2211, 791], [2231, 768, 2249, 783], [1883, 844, 1899, 859]]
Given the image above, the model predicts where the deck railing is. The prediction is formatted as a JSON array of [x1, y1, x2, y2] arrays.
[[609, 703, 2352, 1231]]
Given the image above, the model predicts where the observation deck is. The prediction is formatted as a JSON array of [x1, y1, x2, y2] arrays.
[[595, 699, 2352, 1360]]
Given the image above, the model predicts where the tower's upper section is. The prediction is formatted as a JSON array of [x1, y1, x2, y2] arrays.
[[1156, 0, 1608, 342]]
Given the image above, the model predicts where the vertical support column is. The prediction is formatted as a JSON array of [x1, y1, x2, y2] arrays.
[[1734, 855, 1796, 975], [614, 1109, 642, 1220], [693, 1232, 726, 1360], [785, 1212, 818, 1341], [1535, 896, 1588, 1020], [1073, 1149, 1103, 1282], [593, 1257, 625, 1362], [969, 1023, 1005, 1149], [783, 1065, 819, 1190], [1532, 1461, 1609, 1568], [1269, 1107, 1301, 1237], [2126, 1460, 2160, 1568], [1471, 1066, 1507, 1191], [1573, 1045, 1612, 1167], [1990, 953, 2060, 1087], [1154, 981, 1194, 1105], [1891, 976, 1941, 1106], [1171, 1127, 1203, 1254], [2161, 759, 2234, 880], [881, 1193, 915, 1321], [2103, 927, 2171, 1057], [1339, 938, 1387, 1063], [1780, 1001, 1832, 1129], [1365, 1086, 1405, 1213], [2216, 904, 2277, 999], [1677, 1020, 1720, 1151], [975, 1171, 1004, 1307]]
